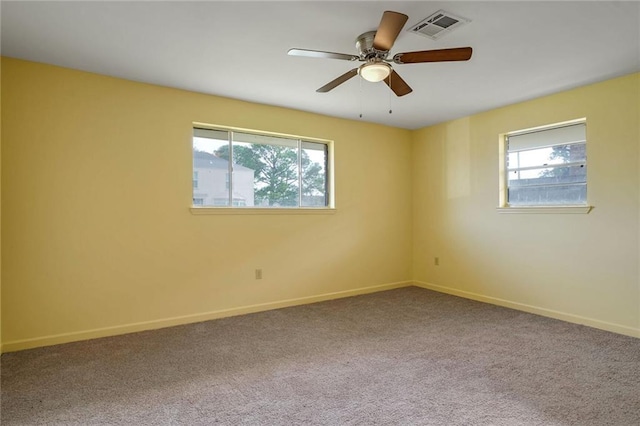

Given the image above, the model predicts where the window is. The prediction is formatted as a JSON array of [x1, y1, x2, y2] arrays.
[[502, 121, 587, 208], [192, 126, 330, 208]]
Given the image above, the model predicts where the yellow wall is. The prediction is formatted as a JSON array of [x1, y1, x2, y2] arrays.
[[412, 73, 640, 337], [2, 57, 638, 353], [1, 58, 413, 351]]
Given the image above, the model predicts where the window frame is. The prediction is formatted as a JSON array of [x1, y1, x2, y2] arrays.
[[190, 123, 335, 215], [497, 118, 592, 214]]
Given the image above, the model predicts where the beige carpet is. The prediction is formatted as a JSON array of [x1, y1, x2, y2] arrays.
[[2, 287, 639, 425]]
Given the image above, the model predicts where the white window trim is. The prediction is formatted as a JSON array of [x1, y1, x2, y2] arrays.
[[192, 122, 335, 211], [498, 118, 592, 213], [496, 206, 592, 214], [190, 207, 337, 215]]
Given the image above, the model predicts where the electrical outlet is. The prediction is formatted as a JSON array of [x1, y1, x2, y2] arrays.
[[255, 269, 263, 280], [434, 257, 440, 266]]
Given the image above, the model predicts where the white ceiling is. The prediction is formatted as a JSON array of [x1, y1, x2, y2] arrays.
[[2, 1, 639, 130]]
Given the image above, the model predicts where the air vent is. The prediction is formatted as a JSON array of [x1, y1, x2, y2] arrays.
[[409, 10, 470, 40]]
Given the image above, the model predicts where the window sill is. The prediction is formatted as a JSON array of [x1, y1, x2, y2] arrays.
[[496, 205, 593, 214], [190, 207, 337, 215]]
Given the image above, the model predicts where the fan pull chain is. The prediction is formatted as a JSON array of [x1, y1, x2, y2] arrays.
[[389, 74, 393, 114], [359, 74, 363, 119]]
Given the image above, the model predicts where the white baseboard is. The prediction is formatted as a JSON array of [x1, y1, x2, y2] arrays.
[[413, 281, 640, 338], [4, 280, 635, 353], [1, 281, 412, 353]]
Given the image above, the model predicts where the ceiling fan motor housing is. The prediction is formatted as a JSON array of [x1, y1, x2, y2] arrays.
[[356, 31, 389, 60]]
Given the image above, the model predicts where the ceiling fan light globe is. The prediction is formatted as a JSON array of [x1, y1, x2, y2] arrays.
[[359, 62, 391, 82]]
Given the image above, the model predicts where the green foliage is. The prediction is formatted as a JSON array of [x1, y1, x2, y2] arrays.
[[215, 144, 325, 206], [540, 145, 571, 178], [539, 144, 585, 179]]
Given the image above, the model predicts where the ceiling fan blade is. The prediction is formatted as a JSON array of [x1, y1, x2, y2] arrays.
[[393, 47, 473, 64], [373, 11, 409, 51], [384, 70, 413, 97], [316, 68, 359, 93], [288, 48, 359, 61]]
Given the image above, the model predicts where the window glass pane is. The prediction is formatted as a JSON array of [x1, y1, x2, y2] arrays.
[[192, 127, 330, 209], [509, 164, 587, 186], [193, 129, 230, 207], [508, 143, 586, 170], [227, 142, 256, 207], [504, 121, 587, 207], [509, 183, 586, 206], [232, 134, 299, 207], [301, 141, 328, 207], [233, 132, 298, 148]]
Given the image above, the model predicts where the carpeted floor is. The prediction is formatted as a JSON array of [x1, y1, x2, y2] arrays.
[[1, 287, 639, 425]]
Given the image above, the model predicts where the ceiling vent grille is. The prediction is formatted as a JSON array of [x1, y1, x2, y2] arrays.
[[409, 10, 470, 40]]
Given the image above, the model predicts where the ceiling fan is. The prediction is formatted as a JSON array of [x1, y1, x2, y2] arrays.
[[288, 11, 473, 97]]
